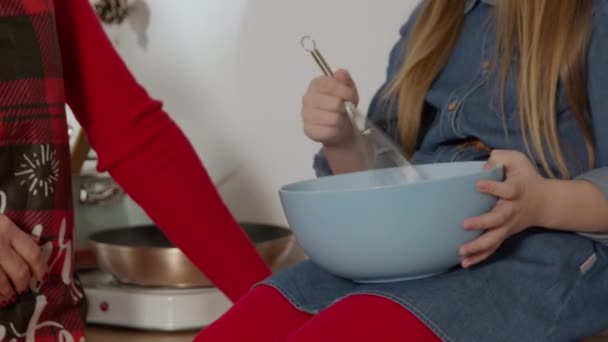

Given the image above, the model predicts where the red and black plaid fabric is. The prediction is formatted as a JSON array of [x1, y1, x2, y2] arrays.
[[0, 0, 86, 340]]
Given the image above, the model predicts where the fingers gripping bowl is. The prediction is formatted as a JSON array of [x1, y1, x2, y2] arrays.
[[279, 161, 504, 283]]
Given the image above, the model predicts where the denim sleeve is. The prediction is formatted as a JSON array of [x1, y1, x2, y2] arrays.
[[313, 151, 333, 177], [574, 3, 608, 198], [577, 168, 608, 198], [312, 1, 426, 177]]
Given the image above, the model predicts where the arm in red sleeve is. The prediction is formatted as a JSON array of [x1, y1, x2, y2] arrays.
[[53, 0, 271, 301]]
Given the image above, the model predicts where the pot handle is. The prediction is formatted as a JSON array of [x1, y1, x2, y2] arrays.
[[79, 181, 124, 206]]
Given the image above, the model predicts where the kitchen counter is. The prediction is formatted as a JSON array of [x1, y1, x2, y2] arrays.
[[85, 326, 198, 342], [85, 326, 608, 342]]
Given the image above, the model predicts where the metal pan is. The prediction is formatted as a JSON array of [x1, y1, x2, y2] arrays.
[[89, 223, 295, 288]]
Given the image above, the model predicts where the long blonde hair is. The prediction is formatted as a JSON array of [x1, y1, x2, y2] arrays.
[[386, 0, 595, 178]]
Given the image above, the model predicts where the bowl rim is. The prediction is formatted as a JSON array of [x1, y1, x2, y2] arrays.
[[279, 161, 503, 195]]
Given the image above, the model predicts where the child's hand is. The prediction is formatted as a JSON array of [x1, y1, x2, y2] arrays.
[[459, 150, 549, 268], [301, 69, 359, 147]]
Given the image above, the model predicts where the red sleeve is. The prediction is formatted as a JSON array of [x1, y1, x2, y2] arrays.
[[53, 0, 271, 301]]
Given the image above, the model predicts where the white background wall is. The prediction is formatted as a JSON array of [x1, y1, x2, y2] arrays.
[[71, 0, 418, 226]]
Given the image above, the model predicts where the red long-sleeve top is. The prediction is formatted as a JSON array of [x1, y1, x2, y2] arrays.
[[55, 0, 270, 301]]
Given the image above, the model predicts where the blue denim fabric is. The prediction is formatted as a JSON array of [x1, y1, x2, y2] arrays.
[[266, 230, 608, 341]]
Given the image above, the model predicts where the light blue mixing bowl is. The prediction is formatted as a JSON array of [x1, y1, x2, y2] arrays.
[[279, 161, 504, 283]]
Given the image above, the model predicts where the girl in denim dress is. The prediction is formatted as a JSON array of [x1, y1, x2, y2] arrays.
[[199, 1, 608, 341]]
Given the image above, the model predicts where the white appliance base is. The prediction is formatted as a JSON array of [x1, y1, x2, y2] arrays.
[[81, 271, 232, 331]]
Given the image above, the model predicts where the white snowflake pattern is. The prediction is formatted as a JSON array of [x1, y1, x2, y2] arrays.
[[14, 145, 59, 197]]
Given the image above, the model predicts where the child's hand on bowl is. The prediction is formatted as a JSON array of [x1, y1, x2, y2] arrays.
[[459, 150, 550, 268]]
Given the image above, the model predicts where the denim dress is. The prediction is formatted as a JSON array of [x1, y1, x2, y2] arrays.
[[264, 1, 608, 341]]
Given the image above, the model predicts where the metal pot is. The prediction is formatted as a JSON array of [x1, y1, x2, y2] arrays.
[[89, 223, 295, 288]]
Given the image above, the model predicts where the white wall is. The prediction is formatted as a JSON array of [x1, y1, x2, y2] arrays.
[[73, 0, 418, 226]]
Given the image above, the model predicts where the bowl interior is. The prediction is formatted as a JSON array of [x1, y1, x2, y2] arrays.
[[281, 161, 495, 193]]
